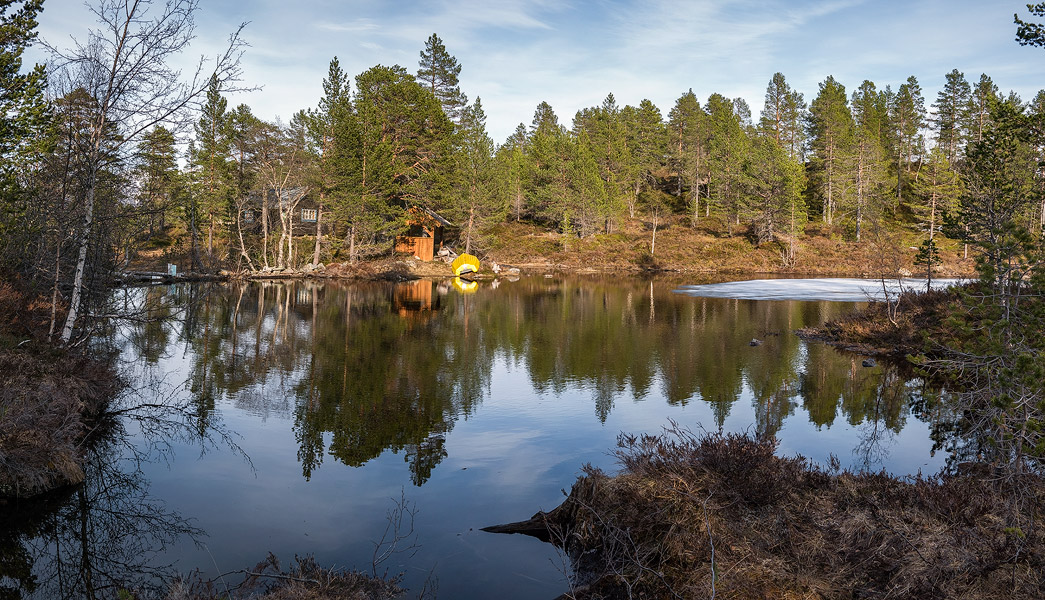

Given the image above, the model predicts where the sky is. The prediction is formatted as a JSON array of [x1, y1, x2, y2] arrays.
[[29, 0, 1045, 143]]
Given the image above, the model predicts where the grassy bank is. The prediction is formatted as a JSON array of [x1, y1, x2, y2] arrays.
[[128, 218, 977, 279], [502, 426, 1043, 600], [165, 555, 403, 600], [0, 347, 121, 498], [796, 285, 959, 358], [0, 279, 123, 499]]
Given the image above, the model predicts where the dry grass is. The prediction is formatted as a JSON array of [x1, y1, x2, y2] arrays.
[[536, 426, 1044, 600], [165, 554, 403, 600], [0, 349, 121, 497], [481, 218, 977, 277], [797, 286, 959, 358]]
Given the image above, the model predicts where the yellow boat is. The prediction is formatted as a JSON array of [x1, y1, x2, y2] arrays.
[[451, 253, 480, 276]]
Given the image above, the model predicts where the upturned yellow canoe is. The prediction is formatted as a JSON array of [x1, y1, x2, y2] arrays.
[[451, 253, 480, 276]]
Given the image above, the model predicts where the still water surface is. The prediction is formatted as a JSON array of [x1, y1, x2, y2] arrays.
[[9, 276, 949, 599]]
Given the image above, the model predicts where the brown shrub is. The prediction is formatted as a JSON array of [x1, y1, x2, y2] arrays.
[[165, 554, 402, 600], [549, 425, 1044, 600], [0, 349, 120, 497], [798, 285, 959, 358]]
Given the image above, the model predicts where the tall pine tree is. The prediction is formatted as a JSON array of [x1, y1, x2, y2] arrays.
[[417, 34, 468, 123]]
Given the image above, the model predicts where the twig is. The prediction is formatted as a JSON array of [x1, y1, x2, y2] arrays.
[[702, 492, 717, 600]]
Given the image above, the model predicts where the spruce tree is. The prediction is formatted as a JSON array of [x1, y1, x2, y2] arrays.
[[623, 99, 666, 218], [135, 126, 179, 237], [850, 80, 891, 241], [454, 98, 498, 253], [304, 57, 354, 265], [705, 93, 750, 233]]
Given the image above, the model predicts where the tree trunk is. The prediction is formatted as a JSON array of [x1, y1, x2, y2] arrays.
[[312, 203, 323, 266], [465, 207, 474, 254], [61, 163, 98, 344], [261, 198, 270, 269], [236, 205, 255, 271], [349, 224, 356, 263]]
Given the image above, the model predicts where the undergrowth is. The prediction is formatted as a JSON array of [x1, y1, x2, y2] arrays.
[[164, 554, 403, 600], [544, 424, 1043, 599]]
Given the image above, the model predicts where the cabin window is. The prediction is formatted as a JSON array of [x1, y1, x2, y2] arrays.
[[301, 208, 318, 222], [243, 210, 254, 223]]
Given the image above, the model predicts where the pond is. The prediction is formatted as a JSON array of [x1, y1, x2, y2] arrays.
[[3, 276, 950, 599]]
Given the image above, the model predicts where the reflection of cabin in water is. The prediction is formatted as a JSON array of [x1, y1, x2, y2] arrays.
[[393, 279, 441, 322], [395, 207, 452, 261]]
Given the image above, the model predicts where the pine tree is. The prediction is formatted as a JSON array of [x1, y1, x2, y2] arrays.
[[934, 69, 971, 164], [417, 33, 468, 123], [759, 72, 806, 160], [912, 146, 961, 241], [192, 75, 234, 261], [0, 0, 48, 244], [850, 80, 891, 241], [667, 90, 706, 225], [746, 134, 806, 247], [1015, 3, 1045, 46], [807, 76, 854, 226], [966, 73, 1000, 144], [354, 64, 453, 244], [890, 76, 926, 206]]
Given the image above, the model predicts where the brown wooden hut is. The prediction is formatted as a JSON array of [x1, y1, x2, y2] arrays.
[[394, 207, 452, 261]]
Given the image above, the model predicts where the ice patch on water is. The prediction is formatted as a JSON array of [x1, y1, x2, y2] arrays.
[[674, 278, 963, 302]]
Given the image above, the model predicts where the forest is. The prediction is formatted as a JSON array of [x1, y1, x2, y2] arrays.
[[1, 0, 1045, 345]]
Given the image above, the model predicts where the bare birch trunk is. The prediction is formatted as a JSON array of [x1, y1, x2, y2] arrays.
[[312, 203, 322, 266], [60, 163, 98, 344]]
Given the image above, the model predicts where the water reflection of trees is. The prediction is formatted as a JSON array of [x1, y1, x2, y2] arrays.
[[0, 434, 201, 600], [136, 278, 937, 484]]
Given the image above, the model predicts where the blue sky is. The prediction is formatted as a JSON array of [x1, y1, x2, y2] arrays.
[[33, 0, 1045, 143]]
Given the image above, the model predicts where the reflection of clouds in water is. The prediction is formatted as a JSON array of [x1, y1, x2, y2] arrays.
[[675, 278, 964, 302], [232, 386, 293, 420], [449, 428, 561, 489]]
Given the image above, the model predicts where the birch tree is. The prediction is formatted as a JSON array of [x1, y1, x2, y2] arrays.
[[49, 0, 245, 344]]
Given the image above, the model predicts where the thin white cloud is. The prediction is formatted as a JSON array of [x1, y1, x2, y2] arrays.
[[317, 19, 380, 33], [28, 0, 1045, 145]]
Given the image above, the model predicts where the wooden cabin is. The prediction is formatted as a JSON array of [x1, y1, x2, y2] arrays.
[[394, 207, 452, 261]]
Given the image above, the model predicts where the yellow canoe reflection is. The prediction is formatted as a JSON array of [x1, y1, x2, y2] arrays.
[[452, 277, 478, 294], [451, 253, 480, 276]]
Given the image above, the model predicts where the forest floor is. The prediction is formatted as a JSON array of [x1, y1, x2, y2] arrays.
[[127, 217, 978, 281]]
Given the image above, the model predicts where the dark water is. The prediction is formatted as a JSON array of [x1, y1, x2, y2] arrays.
[[2, 276, 948, 599]]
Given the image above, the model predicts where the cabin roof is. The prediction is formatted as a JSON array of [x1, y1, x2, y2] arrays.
[[422, 207, 453, 228]]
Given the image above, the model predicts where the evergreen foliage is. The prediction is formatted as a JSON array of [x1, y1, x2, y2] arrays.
[[417, 33, 468, 123]]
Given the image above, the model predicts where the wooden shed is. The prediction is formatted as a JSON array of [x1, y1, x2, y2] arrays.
[[394, 207, 452, 261]]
